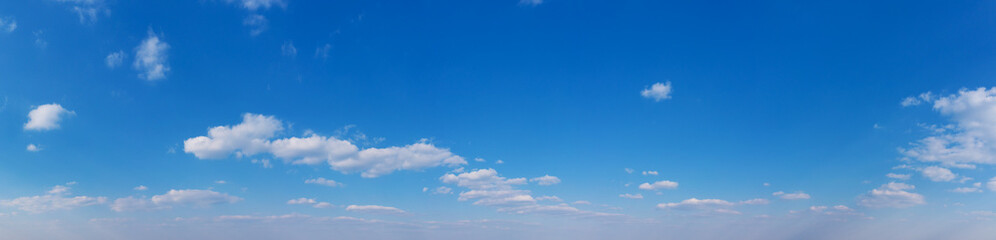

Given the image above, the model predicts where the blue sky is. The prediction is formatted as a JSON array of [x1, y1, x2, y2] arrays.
[[3, 0, 996, 239]]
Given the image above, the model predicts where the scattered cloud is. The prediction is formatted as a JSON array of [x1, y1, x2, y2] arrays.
[[638, 180, 678, 190], [900, 92, 933, 107], [24, 103, 74, 131], [656, 198, 768, 215], [901, 88, 996, 166], [535, 196, 562, 202], [345, 205, 406, 215], [0, 183, 106, 213], [315, 44, 331, 59], [641, 171, 658, 176], [988, 177, 996, 191], [26, 144, 41, 152], [641, 82, 673, 102], [133, 185, 147, 191], [772, 191, 811, 200], [624, 168, 634, 174], [231, 0, 286, 11], [33, 30, 47, 49], [281, 41, 297, 57], [183, 113, 467, 178], [619, 193, 643, 199], [857, 182, 925, 208], [243, 14, 267, 36], [52, 0, 108, 24], [133, 29, 170, 81], [305, 177, 342, 187], [110, 189, 241, 212], [0, 16, 15, 33], [287, 198, 333, 208], [886, 173, 911, 180], [529, 175, 561, 186], [105, 50, 125, 68], [920, 166, 956, 182], [952, 183, 982, 193], [441, 169, 622, 219]]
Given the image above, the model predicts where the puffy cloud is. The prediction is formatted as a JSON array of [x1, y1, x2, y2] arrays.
[[857, 182, 925, 208], [886, 173, 911, 180], [345, 205, 406, 215], [642, 171, 658, 176], [0, 16, 15, 33], [920, 166, 956, 182], [0, 183, 106, 213], [26, 144, 41, 152], [638, 180, 678, 190], [184, 113, 466, 178], [529, 175, 561, 186], [305, 177, 342, 187], [901, 87, 996, 166], [110, 189, 240, 212], [24, 103, 74, 131], [641, 82, 673, 102], [619, 193, 643, 199], [133, 30, 170, 81], [772, 191, 811, 200]]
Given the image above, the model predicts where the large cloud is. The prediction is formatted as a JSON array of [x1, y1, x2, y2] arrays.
[[24, 103, 74, 131], [184, 113, 466, 177], [902, 87, 996, 166]]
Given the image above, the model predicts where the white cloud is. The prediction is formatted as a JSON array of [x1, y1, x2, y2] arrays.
[[952, 184, 982, 193], [656, 198, 768, 215], [920, 166, 956, 182], [26, 144, 41, 152], [33, 30, 47, 49], [243, 14, 267, 36], [110, 189, 241, 212], [857, 182, 925, 208], [641, 82, 673, 102], [313, 202, 334, 208], [133, 30, 170, 81], [886, 173, 911, 180], [624, 168, 634, 174], [901, 92, 933, 107], [571, 200, 591, 205], [0, 183, 106, 213], [642, 171, 658, 176], [0, 16, 15, 33], [345, 205, 406, 215], [105, 50, 125, 68], [233, 0, 286, 11], [214, 180, 227, 184], [638, 180, 678, 190], [901, 88, 996, 166], [535, 196, 562, 202], [495, 159, 504, 164], [305, 177, 342, 187], [133, 185, 148, 191], [988, 177, 996, 191], [529, 175, 561, 186], [281, 41, 297, 57], [184, 113, 467, 178], [474, 157, 486, 162], [433, 186, 452, 194], [619, 193, 643, 199], [772, 191, 811, 200], [52, 0, 106, 24], [287, 198, 316, 205], [24, 103, 74, 131]]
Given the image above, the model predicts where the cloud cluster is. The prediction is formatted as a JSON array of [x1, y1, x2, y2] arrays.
[[0, 183, 106, 213], [902, 87, 996, 166], [184, 113, 467, 178], [110, 189, 241, 212], [857, 182, 925, 208]]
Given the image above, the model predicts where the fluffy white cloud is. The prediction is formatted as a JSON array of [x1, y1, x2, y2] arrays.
[[0, 16, 15, 33], [886, 173, 911, 180], [26, 144, 41, 152], [619, 193, 643, 199], [184, 113, 466, 178], [0, 183, 106, 213], [529, 175, 561, 186], [857, 182, 925, 208], [638, 180, 678, 190], [642, 170, 658, 176], [110, 189, 240, 212], [24, 103, 74, 131], [901, 88, 996, 166], [641, 82, 673, 102], [105, 50, 124, 68], [133, 30, 170, 81], [305, 177, 342, 187], [772, 191, 811, 200], [345, 205, 406, 215]]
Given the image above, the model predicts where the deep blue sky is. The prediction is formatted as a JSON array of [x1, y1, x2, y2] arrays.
[[2, 0, 996, 239]]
